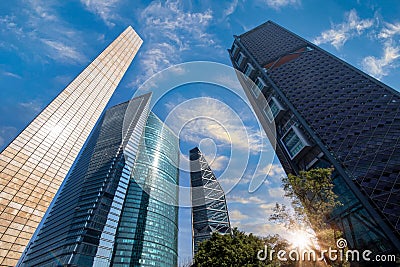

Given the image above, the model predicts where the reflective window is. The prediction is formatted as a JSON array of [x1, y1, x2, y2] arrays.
[[281, 126, 308, 158]]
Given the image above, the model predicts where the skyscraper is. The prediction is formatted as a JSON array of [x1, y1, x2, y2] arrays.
[[230, 21, 400, 254], [190, 147, 231, 255], [0, 26, 142, 266], [112, 112, 179, 267], [21, 94, 180, 267]]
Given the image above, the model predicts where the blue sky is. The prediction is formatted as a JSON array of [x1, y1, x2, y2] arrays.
[[1, 0, 400, 263]]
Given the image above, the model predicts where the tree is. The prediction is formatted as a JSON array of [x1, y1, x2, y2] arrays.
[[192, 228, 293, 267], [270, 168, 348, 266]]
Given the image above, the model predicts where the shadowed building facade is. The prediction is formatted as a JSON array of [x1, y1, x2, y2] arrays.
[[230, 21, 400, 254], [21, 94, 179, 266], [0, 26, 142, 266], [190, 147, 231, 255]]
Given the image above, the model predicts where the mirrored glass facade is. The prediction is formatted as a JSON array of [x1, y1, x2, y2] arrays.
[[20, 95, 179, 267], [190, 147, 231, 255], [112, 112, 179, 267], [230, 21, 400, 254], [21, 94, 152, 267], [0, 26, 142, 266]]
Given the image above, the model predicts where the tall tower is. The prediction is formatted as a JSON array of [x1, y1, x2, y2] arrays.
[[21, 94, 180, 266], [0, 26, 142, 266], [111, 112, 179, 266], [229, 21, 400, 254], [190, 147, 231, 255]]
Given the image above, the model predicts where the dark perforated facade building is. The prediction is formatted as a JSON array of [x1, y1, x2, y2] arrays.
[[230, 21, 400, 254]]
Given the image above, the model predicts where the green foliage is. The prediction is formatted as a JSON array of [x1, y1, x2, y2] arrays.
[[270, 168, 340, 231], [283, 168, 339, 226], [270, 168, 348, 266], [192, 228, 292, 267]]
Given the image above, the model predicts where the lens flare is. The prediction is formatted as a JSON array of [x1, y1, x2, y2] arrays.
[[289, 230, 313, 249]]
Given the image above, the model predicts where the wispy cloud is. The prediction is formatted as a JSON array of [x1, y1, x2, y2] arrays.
[[140, 1, 213, 44], [230, 209, 249, 220], [18, 100, 43, 114], [362, 42, 400, 79], [1, 71, 21, 79], [29, 0, 58, 21], [227, 196, 290, 237], [131, 0, 215, 87], [0, 15, 26, 39], [223, 0, 239, 17], [231, 219, 287, 237], [257, 163, 285, 179], [204, 155, 229, 171], [378, 22, 400, 39], [0, 1, 88, 65], [313, 9, 374, 49], [53, 75, 74, 86], [41, 39, 87, 64], [268, 187, 285, 198], [263, 0, 301, 10], [361, 21, 400, 79], [80, 0, 120, 27], [227, 194, 265, 204], [138, 42, 179, 85], [164, 97, 264, 154], [0, 126, 18, 148]]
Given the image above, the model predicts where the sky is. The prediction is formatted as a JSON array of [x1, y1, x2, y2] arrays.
[[1, 0, 400, 264]]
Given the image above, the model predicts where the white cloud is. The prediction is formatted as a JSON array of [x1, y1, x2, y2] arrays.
[[0, 15, 27, 40], [268, 187, 285, 198], [41, 39, 87, 64], [80, 0, 120, 27], [0, 126, 18, 148], [0, 2, 88, 65], [263, 0, 300, 10], [138, 42, 178, 85], [258, 203, 277, 211], [19, 100, 43, 114], [141, 1, 213, 41], [230, 212, 287, 237], [230, 209, 249, 220], [359, 20, 400, 79], [218, 176, 240, 187], [227, 195, 265, 204], [225, 191, 293, 237], [223, 0, 239, 17], [29, 0, 58, 21], [132, 0, 215, 87], [362, 42, 400, 79], [378, 22, 400, 39], [256, 163, 285, 183], [53, 75, 73, 86], [313, 9, 374, 49], [205, 155, 229, 171], [165, 97, 264, 154], [1, 71, 21, 79]]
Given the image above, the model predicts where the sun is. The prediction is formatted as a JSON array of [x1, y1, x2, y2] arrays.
[[289, 230, 313, 249]]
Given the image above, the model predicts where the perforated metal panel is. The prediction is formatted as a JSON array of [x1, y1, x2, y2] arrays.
[[231, 20, 400, 254], [239, 21, 307, 66], [269, 49, 400, 234]]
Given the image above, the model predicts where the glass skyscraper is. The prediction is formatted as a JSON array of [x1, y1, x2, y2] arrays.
[[190, 147, 231, 255], [21, 94, 180, 266], [230, 21, 400, 254], [0, 26, 142, 266]]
